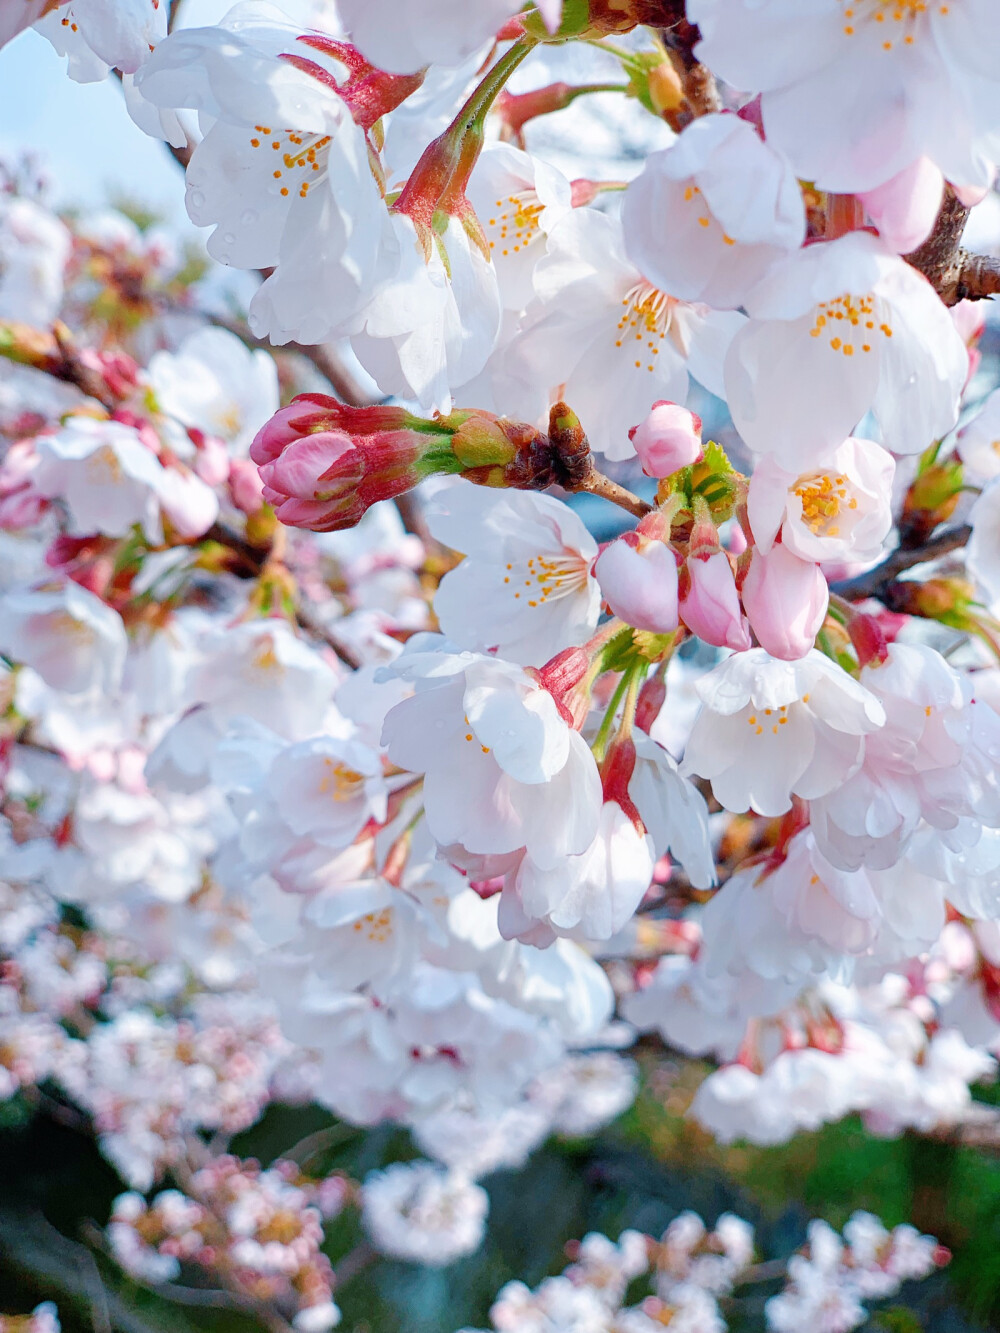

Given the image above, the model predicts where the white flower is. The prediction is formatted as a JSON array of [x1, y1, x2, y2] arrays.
[[809, 642, 974, 871], [349, 213, 502, 415], [530, 1052, 639, 1137], [380, 637, 602, 868], [726, 231, 967, 466], [32, 417, 168, 542], [148, 327, 279, 456], [623, 112, 805, 310], [412, 1103, 550, 1178], [958, 386, 1000, 480], [967, 476, 1000, 603], [630, 730, 717, 888], [500, 801, 656, 943], [467, 144, 573, 311], [689, 0, 1000, 192], [747, 437, 895, 564], [0, 582, 127, 696], [361, 1161, 489, 1266], [36, 0, 167, 80], [426, 480, 600, 667], [497, 208, 746, 460], [297, 880, 420, 991], [0, 198, 71, 328], [336, 0, 533, 73], [683, 648, 885, 818], [186, 618, 337, 740], [136, 1, 396, 346]]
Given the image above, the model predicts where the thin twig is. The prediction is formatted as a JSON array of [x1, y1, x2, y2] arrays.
[[575, 468, 653, 519], [830, 524, 971, 602]]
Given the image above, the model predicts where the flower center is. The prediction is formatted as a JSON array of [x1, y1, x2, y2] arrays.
[[317, 758, 364, 803], [840, 1, 948, 49], [85, 444, 124, 485], [615, 281, 688, 374], [745, 704, 792, 737], [249, 125, 332, 201], [503, 552, 589, 608], [808, 293, 893, 357], [793, 471, 859, 537], [250, 638, 282, 673], [485, 191, 544, 257], [683, 183, 735, 245], [50, 612, 96, 645], [351, 908, 393, 942]]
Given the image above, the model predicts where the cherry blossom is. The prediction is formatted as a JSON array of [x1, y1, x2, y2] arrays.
[[690, 0, 1000, 192], [683, 648, 886, 817], [426, 480, 600, 666], [380, 638, 602, 867], [623, 111, 805, 310], [726, 231, 967, 465], [747, 438, 895, 564], [137, 2, 398, 346], [497, 208, 746, 459]]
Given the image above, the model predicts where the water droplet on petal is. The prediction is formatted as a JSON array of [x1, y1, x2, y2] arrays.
[[189, 189, 206, 209]]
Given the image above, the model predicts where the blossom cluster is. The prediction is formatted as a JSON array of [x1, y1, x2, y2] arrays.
[[464, 1209, 944, 1333], [4, 0, 1000, 1320]]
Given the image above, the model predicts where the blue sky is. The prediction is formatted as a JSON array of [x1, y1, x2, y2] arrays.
[[0, 28, 189, 222]]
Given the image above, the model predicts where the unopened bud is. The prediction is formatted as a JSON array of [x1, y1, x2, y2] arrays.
[[901, 459, 963, 544], [595, 533, 679, 635], [887, 576, 973, 620], [251, 395, 462, 532], [648, 60, 685, 115], [629, 401, 702, 479], [679, 550, 751, 651]]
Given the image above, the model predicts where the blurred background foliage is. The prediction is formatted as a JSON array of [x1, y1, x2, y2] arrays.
[[2, 1055, 999, 1332]]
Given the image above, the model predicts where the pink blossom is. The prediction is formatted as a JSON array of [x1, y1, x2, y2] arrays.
[[679, 551, 751, 651], [628, 402, 703, 479], [742, 543, 829, 661], [594, 534, 679, 634]]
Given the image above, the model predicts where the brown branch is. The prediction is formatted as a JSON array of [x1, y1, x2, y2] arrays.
[[654, 1, 720, 127], [575, 468, 654, 519], [830, 524, 971, 602], [905, 186, 1000, 304], [0, 319, 121, 409]]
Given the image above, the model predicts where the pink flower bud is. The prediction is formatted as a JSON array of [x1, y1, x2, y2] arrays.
[[858, 156, 943, 254], [741, 543, 828, 661], [0, 438, 45, 530], [679, 551, 751, 651], [251, 395, 461, 532], [228, 458, 265, 516], [628, 401, 703, 479], [193, 435, 230, 488], [595, 534, 679, 634], [156, 465, 220, 539]]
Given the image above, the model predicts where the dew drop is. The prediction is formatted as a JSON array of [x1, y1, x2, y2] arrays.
[[189, 189, 206, 210], [240, 209, 258, 226]]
